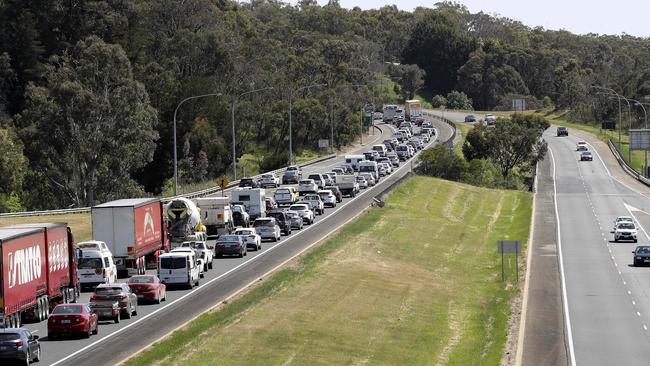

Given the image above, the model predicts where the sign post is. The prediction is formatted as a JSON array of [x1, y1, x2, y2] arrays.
[[497, 240, 521, 282], [218, 178, 229, 197]]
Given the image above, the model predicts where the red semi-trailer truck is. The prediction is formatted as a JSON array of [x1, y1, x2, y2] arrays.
[[0, 223, 79, 328], [92, 198, 170, 277]]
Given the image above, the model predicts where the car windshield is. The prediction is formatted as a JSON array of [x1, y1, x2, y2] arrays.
[[95, 287, 123, 296], [254, 219, 274, 227], [160, 257, 187, 269], [318, 192, 330, 199], [235, 229, 254, 235], [128, 276, 154, 284], [0, 333, 20, 341], [290, 205, 308, 211], [53, 305, 83, 314], [261, 174, 272, 178], [219, 235, 240, 242], [78, 257, 103, 269], [299, 180, 313, 184], [618, 223, 635, 229], [637, 247, 650, 254]]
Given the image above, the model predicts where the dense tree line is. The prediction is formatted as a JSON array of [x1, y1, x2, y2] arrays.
[[1, 0, 648, 210]]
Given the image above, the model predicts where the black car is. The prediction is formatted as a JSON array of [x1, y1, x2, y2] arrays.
[[464, 115, 476, 122], [324, 185, 343, 203], [0, 328, 40, 364], [557, 126, 568, 136], [267, 210, 292, 236], [633, 246, 650, 266], [282, 170, 301, 184], [239, 177, 259, 188]]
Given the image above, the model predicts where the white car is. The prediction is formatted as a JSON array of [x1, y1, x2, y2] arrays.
[[317, 190, 337, 208], [356, 175, 368, 189], [298, 179, 318, 195], [233, 227, 262, 251], [321, 173, 335, 186], [300, 194, 325, 215], [614, 216, 634, 228], [259, 173, 280, 188], [360, 173, 376, 187], [613, 221, 638, 242], [380, 162, 392, 174], [289, 203, 315, 225], [576, 141, 588, 151], [485, 114, 496, 125], [253, 218, 281, 242], [179, 241, 214, 271], [378, 164, 387, 177]]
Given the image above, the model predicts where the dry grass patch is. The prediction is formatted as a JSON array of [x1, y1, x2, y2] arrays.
[[0, 212, 92, 241]]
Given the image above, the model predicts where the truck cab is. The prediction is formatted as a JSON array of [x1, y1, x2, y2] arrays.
[[76, 241, 117, 289]]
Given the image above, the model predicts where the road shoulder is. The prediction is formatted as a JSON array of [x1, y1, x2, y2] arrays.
[[519, 155, 568, 366]]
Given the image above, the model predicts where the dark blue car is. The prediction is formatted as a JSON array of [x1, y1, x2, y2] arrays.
[[0, 328, 40, 364]]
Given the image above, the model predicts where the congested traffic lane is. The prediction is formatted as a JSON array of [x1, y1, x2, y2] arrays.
[[25, 119, 451, 366], [546, 130, 650, 365]]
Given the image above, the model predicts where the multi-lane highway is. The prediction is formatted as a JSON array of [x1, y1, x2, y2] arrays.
[[541, 131, 650, 365], [22, 119, 454, 366]]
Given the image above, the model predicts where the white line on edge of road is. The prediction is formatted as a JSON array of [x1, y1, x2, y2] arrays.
[[49, 125, 440, 366], [549, 148, 577, 366]]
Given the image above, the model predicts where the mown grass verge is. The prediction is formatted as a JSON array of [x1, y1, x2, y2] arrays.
[[0, 212, 92, 241], [124, 176, 532, 366]]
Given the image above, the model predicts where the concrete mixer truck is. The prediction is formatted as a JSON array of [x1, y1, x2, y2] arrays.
[[165, 197, 206, 245]]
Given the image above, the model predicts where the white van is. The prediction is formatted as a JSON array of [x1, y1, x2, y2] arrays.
[[158, 251, 201, 288], [76, 240, 117, 288], [359, 161, 380, 181], [372, 144, 387, 157], [344, 155, 366, 171]]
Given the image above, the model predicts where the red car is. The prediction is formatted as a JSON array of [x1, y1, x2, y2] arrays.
[[127, 275, 167, 304], [48, 304, 98, 339]]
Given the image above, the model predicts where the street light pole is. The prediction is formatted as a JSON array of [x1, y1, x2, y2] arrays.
[[173, 92, 222, 196], [591, 86, 623, 150], [231, 86, 274, 180], [631, 99, 648, 177], [288, 83, 326, 164], [595, 89, 632, 163]]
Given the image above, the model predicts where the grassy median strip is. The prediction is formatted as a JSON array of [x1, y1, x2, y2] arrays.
[[124, 176, 531, 366]]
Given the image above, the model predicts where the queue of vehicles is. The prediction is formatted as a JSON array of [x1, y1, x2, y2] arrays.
[[0, 115, 434, 363]]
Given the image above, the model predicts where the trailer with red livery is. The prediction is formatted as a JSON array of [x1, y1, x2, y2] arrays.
[[91, 198, 170, 277], [0, 223, 79, 328]]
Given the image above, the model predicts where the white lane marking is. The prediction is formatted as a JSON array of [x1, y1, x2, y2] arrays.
[[629, 291, 632, 295], [644, 325, 648, 331], [50, 123, 442, 366], [623, 203, 650, 242], [638, 312, 642, 317], [548, 148, 577, 366], [585, 141, 650, 200], [633, 301, 637, 305]]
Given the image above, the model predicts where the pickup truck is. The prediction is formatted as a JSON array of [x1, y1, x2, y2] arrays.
[[274, 187, 298, 206]]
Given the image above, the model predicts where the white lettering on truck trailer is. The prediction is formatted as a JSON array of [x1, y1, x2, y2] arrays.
[[48, 238, 69, 273], [7, 245, 42, 288]]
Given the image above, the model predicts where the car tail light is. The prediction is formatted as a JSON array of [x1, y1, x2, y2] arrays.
[[249, 235, 255, 239], [16, 339, 24, 347]]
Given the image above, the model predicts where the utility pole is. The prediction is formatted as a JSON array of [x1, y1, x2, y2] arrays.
[[173, 92, 222, 196], [231, 87, 274, 180]]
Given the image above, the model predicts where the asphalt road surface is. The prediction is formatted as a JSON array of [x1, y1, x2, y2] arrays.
[[23, 119, 454, 366], [545, 131, 650, 365]]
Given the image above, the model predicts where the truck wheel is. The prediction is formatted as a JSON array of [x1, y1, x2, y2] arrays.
[[93, 323, 99, 335], [123, 309, 131, 319], [208, 261, 213, 270], [114, 313, 120, 324], [132, 304, 138, 316]]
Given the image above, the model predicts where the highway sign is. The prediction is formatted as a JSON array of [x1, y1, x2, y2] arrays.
[[318, 139, 329, 148], [630, 129, 650, 150], [218, 178, 229, 189]]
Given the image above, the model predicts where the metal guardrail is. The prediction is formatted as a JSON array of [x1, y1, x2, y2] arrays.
[[0, 153, 338, 218], [421, 111, 457, 148], [607, 138, 650, 187]]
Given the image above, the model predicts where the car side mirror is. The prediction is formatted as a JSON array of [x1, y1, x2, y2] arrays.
[[208, 246, 214, 250], [632, 251, 636, 254], [33, 335, 39, 340], [610, 231, 615, 234]]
